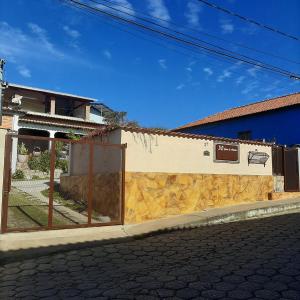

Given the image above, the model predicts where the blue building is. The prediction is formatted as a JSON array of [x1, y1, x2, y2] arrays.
[[175, 92, 300, 146]]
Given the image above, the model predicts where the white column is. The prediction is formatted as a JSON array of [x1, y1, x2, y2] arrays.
[[48, 130, 56, 151], [11, 115, 19, 173]]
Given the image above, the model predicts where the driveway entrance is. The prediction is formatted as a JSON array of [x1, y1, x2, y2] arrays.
[[1, 134, 126, 233]]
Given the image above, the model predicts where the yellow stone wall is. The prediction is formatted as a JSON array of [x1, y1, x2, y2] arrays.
[[269, 192, 300, 201], [60, 173, 121, 221], [124, 172, 273, 224]]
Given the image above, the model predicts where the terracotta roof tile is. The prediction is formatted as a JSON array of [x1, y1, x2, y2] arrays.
[[89, 125, 272, 146], [176, 92, 300, 130]]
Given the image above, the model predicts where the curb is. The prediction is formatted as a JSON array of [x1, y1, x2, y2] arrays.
[[1, 200, 300, 264]]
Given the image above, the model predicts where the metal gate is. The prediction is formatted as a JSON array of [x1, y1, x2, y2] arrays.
[[272, 145, 284, 176], [284, 147, 299, 192], [1, 134, 126, 233]]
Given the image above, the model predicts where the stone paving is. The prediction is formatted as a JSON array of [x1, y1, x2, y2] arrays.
[[1, 212, 300, 299]]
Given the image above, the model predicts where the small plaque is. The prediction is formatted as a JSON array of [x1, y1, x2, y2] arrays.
[[203, 150, 210, 156], [215, 143, 239, 162]]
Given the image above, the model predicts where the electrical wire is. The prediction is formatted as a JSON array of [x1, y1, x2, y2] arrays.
[[63, 0, 300, 80], [197, 0, 300, 42], [98, 0, 300, 65]]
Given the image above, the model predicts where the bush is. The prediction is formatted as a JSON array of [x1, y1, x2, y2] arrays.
[[39, 151, 51, 173], [56, 159, 68, 173], [12, 169, 25, 180], [32, 175, 41, 180], [27, 150, 68, 174], [18, 142, 28, 155], [28, 156, 40, 170]]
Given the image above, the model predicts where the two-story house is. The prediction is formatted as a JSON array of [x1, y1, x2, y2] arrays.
[[1, 83, 113, 172]]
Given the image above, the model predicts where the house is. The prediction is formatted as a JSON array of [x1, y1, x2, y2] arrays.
[[175, 92, 300, 146], [1, 83, 114, 171], [61, 126, 275, 224]]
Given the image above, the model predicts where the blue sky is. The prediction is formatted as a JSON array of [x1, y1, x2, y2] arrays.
[[1, 0, 300, 128]]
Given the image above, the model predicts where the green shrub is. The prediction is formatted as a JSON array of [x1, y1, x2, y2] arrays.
[[18, 142, 28, 155], [55, 142, 64, 158], [32, 175, 41, 180], [39, 151, 51, 173], [28, 156, 40, 170], [56, 159, 68, 173], [12, 169, 25, 180]]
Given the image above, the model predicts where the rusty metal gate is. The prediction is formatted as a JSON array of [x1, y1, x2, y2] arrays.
[[1, 134, 126, 233], [283, 147, 299, 192], [272, 145, 284, 176]]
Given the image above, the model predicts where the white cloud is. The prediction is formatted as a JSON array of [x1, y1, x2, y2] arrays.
[[28, 23, 63, 57], [186, 67, 192, 72], [176, 83, 185, 90], [217, 70, 232, 82], [95, 0, 135, 19], [235, 75, 245, 85], [203, 67, 213, 76], [220, 19, 234, 34], [0, 22, 64, 63], [241, 80, 259, 95], [261, 80, 281, 92], [241, 24, 258, 35], [247, 66, 261, 77], [185, 1, 202, 27], [147, 0, 170, 22], [158, 58, 167, 69], [103, 50, 112, 59], [63, 25, 80, 39], [18, 66, 31, 78], [0, 22, 98, 71]]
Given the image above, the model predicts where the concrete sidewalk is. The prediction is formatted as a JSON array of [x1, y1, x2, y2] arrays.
[[1, 197, 300, 263]]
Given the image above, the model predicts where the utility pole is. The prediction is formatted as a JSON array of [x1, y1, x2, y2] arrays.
[[0, 58, 6, 125]]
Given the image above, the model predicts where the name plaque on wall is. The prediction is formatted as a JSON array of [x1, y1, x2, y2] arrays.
[[215, 143, 239, 163]]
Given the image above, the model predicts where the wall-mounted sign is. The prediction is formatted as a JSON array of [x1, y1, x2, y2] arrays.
[[215, 143, 239, 163], [248, 151, 269, 167], [203, 150, 210, 156]]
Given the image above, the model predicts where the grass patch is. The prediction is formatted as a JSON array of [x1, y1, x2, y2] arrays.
[[41, 185, 104, 221], [41, 184, 87, 213], [8, 188, 69, 227]]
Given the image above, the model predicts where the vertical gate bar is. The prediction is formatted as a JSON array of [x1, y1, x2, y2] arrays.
[[120, 144, 126, 225], [48, 140, 56, 229], [87, 142, 94, 225], [1, 135, 12, 233]]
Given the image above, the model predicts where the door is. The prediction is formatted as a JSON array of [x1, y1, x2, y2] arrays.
[[284, 148, 299, 192]]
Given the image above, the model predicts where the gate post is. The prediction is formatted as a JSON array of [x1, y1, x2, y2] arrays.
[[0, 129, 10, 233]]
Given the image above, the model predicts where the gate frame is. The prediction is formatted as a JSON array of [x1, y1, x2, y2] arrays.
[[1, 133, 126, 233]]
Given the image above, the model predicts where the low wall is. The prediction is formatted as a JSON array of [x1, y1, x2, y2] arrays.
[[60, 173, 121, 221], [273, 176, 284, 192], [124, 172, 273, 223], [269, 192, 300, 201]]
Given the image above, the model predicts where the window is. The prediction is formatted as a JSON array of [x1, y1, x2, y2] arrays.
[[238, 130, 252, 140]]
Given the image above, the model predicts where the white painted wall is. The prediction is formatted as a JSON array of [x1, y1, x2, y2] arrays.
[[69, 131, 123, 175], [120, 130, 273, 176]]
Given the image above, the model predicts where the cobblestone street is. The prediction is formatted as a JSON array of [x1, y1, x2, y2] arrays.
[[1, 212, 300, 299]]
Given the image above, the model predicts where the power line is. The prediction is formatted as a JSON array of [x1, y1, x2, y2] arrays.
[[91, 0, 300, 76], [98, 0, 300, 65], [197, 0, 300, 42], [63, 0, 290, 87], [64, 0, 300, 80]]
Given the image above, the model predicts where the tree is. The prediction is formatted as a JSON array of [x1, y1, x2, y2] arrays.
[[104, 111, 139, 127]]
